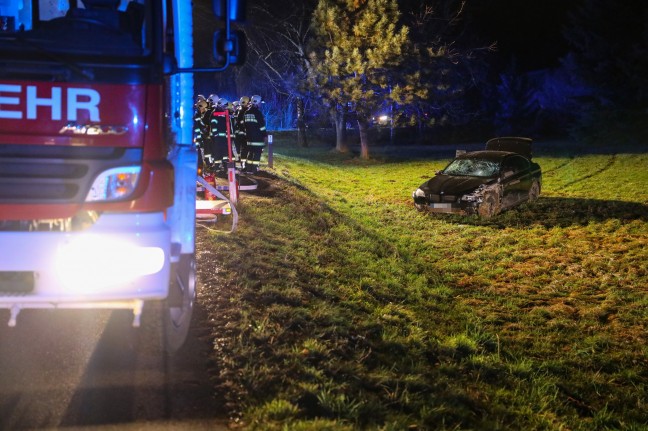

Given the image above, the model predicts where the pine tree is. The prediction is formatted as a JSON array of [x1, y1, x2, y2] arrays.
[[307, 0, 410, 158]]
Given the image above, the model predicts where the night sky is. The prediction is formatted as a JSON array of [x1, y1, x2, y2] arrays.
[[465, 0, 574, 71]]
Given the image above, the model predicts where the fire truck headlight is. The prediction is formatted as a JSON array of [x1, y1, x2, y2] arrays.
[[86, 166, 141, 202], [56, 236, 165, 291]]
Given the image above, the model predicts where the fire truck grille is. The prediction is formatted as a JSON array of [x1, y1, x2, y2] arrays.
[[0, 145, 142, 203], [0, 271, 34, 294]]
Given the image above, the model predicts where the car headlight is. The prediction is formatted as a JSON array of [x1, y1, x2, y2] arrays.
[[86, 166, 141, 202], [413, 188, 425, 198]]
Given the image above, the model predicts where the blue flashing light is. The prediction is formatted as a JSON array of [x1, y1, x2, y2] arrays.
[[213, 0, 246, 22]]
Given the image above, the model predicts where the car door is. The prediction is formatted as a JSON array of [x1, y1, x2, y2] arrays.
[[500, 155, 531, 207]]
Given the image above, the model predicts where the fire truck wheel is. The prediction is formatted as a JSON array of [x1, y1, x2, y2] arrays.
[[164, 253, 196, 354]]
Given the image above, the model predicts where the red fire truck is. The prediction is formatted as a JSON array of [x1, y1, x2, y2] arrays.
[[0, 0, 242, 352]]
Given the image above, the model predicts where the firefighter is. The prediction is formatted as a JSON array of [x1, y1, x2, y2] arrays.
[[209, 96, 230, 172], [236, 96, 250, 171], [200, 94, 219, 168], [242, 95, 267, 174], [193, 95, 210, 168], [228, 100, 239, 124], [193, 94, 207, 142]]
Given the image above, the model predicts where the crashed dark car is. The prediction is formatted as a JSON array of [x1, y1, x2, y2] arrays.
[[412, 137, 542, 218]]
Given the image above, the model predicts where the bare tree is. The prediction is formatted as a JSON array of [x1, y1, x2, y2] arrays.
[[241, 0, 318, 146], [400, 1, 496, 135]]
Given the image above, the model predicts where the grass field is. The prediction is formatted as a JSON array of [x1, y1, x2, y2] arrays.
[[196, 137, 648, 430]]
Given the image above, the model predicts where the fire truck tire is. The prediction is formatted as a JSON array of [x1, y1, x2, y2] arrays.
[[164, 253, 196, 354]]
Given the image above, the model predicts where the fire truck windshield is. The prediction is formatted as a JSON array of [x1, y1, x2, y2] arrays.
[[0, 1, 152, 58]]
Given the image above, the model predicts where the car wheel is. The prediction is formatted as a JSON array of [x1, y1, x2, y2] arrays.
[[164, 253, 196, 354], [528, 180, 540, 202], [478, 192, 500, 218]]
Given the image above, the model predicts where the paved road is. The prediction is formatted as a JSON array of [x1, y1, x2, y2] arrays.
[[0, 302, 228, 430]]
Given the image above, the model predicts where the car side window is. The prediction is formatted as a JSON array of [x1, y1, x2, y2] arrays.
[[502, 156, 529, 176]]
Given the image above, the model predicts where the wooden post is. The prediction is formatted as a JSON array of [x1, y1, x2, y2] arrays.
[[267, 134, 273, 168]]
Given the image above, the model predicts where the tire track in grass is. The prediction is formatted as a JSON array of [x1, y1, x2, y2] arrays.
[[544, 153, 617, 193], [561, 154, 617, 188], [541, 155, 576, 175]]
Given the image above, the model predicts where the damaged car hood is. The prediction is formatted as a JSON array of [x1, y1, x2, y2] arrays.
[[420, 175, 494, 196]]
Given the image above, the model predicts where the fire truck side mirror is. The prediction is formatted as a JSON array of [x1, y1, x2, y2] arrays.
[[213, 0, 246, 22], [213, 30, 247, 66]]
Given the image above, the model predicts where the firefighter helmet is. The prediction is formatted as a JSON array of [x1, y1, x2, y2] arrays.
[[195, 99, 208, 110], [239, 95, 250, 107], [250, 95, 262, 106], [217, 97, 228, 108], [207, 94, 219, 106]]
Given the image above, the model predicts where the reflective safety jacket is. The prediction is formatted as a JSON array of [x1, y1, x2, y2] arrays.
[[243, 106, 267, 145], [193, 108, 211, 147], [233, 108, 246, 141], [209, 107, 229, 144]]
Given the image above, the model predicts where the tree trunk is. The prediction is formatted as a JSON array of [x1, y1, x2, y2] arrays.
[[332, 108, 348, 152], [357, 116, 370, 159], [296, 97, 308, 147]]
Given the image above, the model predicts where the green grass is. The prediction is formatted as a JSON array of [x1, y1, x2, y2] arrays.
[[197, 137, 648, 430]]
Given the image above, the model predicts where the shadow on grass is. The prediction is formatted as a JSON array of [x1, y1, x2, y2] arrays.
[[436, 197, 648, 229]]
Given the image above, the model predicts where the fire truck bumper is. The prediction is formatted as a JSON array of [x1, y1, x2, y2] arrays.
[[0, 212, 171, 326]]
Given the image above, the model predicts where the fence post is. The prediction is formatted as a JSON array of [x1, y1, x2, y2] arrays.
[[267, 134, 273, 168]]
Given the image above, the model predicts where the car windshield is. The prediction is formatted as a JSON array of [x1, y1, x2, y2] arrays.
[[0, 0, 152, 59], [442, 158, 500, 178]]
